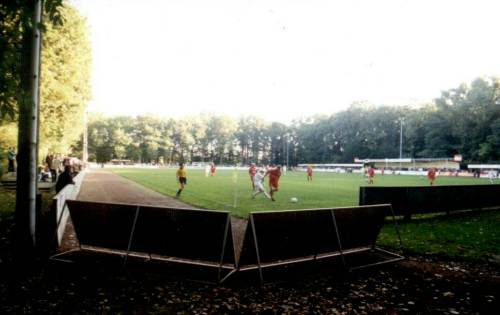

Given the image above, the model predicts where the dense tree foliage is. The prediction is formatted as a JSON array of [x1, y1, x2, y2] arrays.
[[0, 0, 64, 120], [39, 4, 91, 155], [85, 77, 500, 166], [0, 2, 91, 165]]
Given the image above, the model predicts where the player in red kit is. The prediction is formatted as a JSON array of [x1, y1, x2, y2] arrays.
[[427, 167, 436, 186], [266, 165, 282, 201], [248, 163, 257, 189], [307, 165, 313, 181], [210, 163, 216, 177], [368, 166, 375, 184]]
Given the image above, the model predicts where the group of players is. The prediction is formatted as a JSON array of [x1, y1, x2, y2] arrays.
[[176, 162, 497, 199], [364, 165, 437, 186], [176, 162, 444, 199], [250, 164, 316, 200], [176, 162, 447, 200], [175, 162, 285, 201], [248, 163, 283, 201]]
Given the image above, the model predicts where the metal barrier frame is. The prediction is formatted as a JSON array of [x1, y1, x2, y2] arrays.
[[50, 200, 237, 284], [238, 205, 404, 283], [51, 201, 403, 284], [52, 171, 86, 245]]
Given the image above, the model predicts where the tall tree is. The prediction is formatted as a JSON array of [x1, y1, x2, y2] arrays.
[[0, 0, 63, 119], [39, 3, 91, 156]]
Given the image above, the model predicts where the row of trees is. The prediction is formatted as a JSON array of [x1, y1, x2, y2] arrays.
[[85, 76, 500, 165]]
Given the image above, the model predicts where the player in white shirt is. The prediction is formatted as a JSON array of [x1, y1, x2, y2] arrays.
[[488, 170, 497, 184], [252, 169, 271, 199]]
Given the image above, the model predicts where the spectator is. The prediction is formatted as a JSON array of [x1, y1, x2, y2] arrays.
[[52, 154, 61, 174], [49, 154, 60, 182], [7, 147, 16, 172], [40, 164, 52, 182], [55, 165, 75, 193], [45, 154, 53, 171], [473, 169, 481, 178]]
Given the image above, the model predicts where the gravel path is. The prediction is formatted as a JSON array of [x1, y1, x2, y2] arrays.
[[77, 169, 195, 208]]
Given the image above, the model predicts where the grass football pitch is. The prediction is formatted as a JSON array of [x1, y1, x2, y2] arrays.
[[111, 168, 493, 218]]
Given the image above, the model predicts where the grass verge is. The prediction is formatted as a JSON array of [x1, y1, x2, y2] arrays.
[[378, 209, 500, 264]]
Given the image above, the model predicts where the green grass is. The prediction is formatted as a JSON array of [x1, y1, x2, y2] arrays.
[[111, 168, 493, 217], [378, 210, 500, 263]]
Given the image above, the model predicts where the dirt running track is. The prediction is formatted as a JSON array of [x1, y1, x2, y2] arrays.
[[77, 169, 196, 208]]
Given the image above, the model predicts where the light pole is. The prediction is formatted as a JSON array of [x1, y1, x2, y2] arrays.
[[83, 110, 88, 166], [286, 134, 290, 168], [399, 118, 404, 159], [399, 117, 404, 170]]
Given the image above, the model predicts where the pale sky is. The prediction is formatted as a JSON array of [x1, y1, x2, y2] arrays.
[[71, 0, 500, 123]]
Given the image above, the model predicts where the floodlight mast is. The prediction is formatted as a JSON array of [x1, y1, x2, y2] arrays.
[[286, 133, 290, 168], [399, 118, 404, 159], [83, 110, 88, 166], [399, 118, 404, 170]]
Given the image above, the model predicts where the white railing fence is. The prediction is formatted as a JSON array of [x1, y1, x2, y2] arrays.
[[53, 171, 86, 245]]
